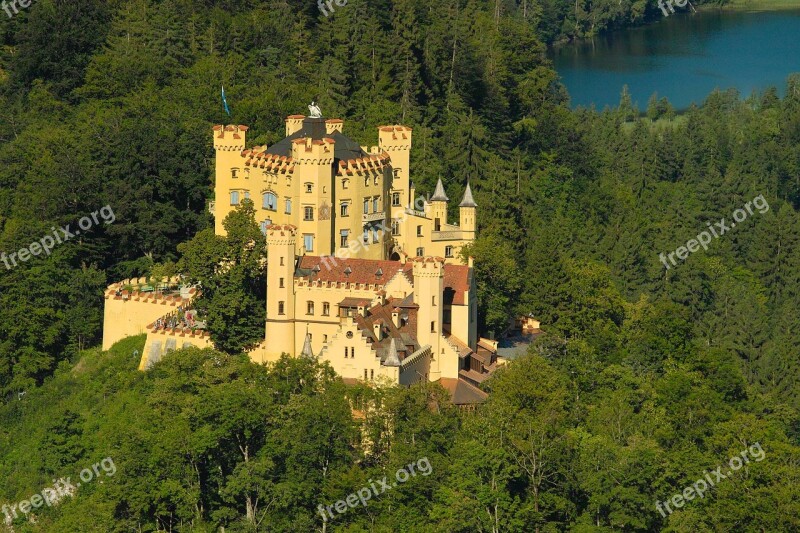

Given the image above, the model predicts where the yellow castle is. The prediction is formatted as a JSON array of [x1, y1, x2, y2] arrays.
[[210, 113, 477, 263], [102, 110, 493, 405]]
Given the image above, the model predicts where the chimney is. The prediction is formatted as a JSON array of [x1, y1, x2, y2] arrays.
[[373, 322, 383, 341]]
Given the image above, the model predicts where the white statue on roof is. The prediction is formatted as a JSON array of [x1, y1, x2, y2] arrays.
[[308, 101, 323, 118]]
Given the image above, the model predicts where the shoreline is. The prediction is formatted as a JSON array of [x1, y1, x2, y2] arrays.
[[698, 0, 800, 12]]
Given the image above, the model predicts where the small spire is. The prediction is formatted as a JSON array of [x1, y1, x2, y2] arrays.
[[384, 337, 401, 367], [300, 329, 314, 358], [431, 178, 449, 202], [459, 182, 477, 208]]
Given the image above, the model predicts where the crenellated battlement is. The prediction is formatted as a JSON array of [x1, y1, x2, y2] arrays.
[[213, 124, 248, 151], [378, 125, 413, 151]]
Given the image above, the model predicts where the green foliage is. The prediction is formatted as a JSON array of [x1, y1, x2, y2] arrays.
[[0, 1, 798, 530], [177, 200, 266, 354]]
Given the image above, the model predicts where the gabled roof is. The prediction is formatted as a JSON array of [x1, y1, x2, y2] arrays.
[[444, 264, 470, 305], [297, 256, 408, 285], [354, 298, 421, 366], [438, 378, 488, 405], [296, 257, 471, 306]]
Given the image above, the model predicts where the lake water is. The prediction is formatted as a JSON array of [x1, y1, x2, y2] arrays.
[[551, 9, 800, 110]]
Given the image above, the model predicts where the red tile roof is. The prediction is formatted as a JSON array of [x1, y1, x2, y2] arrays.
[[298, 256, 407, 285], [444, 264, 470, 305], [296, 256, 471, 305], [438, 378, 488, 405]]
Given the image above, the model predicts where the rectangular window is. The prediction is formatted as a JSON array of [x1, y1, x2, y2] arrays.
[[285, 198, 292, 214], [304, 206, 314, 221], [344, 347, 348, 358], [304, 235, 314, 252], [305, 183, 313, 193], [432, 296, 436, 306], [279, 278, 284, 288], [278, 301, 285, 315], [431, 321, 435, 333], [373, 197, 379, 213], [322, 302, 330, 316], [392, 220, 400, 236], [363, 198, 370, 214], [370, 369, 374, 380], [323, 334, 328, 343], [364, 369, 368, 380], [392, 192, 401, 206], [307, 301, 315, 315], [231, 169, 238, 179], [230, 191, 240, 205], [417, 225, 423, 237], [244, 191, 251, 201], [445, 246, 453, 258], [340, 229, 350, 248], [340, 202, 349, 217], [416, 247, 424, 257]]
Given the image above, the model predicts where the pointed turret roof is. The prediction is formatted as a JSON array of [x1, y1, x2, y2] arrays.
[[383, 337, 402, 367], [431, 178, 449, 202], [300, 331, 314, 358], [459, 182, 477, 208]]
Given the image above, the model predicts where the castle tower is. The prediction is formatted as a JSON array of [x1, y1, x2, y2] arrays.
[[286, 115, 305, 136], [212, 125, 248, 235], [265, 225, 297, 360], [290, 121, 335, 257], [413, 257, 445, 380], [459, 182, 477, 233], [430, 178, 449, 231], [379, 126, 413, 222]]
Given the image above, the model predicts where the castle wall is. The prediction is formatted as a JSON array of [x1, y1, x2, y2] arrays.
[[397, 212, 472, 264], [319, 317, 387, 383], [102, 282, 196, 350], [139, 328, 213, 370]]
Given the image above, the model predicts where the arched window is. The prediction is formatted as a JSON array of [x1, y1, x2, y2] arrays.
[[262, 192, 277, 210]]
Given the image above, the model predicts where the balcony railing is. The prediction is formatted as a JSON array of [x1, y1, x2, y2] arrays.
[[432, 230, 470, 241], [362, 211, 386, 223]]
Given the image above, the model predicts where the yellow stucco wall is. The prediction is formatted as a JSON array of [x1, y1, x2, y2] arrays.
[[139, 328, 213, 370], [102, 281, 197, 351]]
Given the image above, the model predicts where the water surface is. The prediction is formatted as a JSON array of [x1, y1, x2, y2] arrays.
[[551, 10, 800, 110]]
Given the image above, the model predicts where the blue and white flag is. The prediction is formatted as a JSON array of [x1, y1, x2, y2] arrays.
[[221, 85, 231, 116]]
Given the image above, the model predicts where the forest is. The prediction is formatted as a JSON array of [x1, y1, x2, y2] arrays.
[[0, 0, 799, 531]]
